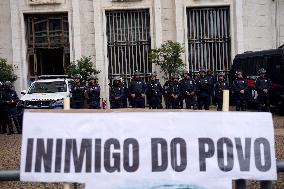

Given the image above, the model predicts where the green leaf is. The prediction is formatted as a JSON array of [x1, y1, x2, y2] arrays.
[[65, 56, 100, 80], [149, 41, 185, 79], [0, 58, 17, 83]]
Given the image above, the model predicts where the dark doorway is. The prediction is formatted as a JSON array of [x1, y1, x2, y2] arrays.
[[36, 48, 64, 75], [25, 13, 70, 81]]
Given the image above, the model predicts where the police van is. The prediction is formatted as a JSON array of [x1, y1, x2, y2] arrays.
[[230, 48, 284, 114], [18, 75, 73, 109]]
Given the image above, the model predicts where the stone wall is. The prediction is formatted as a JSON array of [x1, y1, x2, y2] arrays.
[[277, 0, 284, 47], [4, 0, 284, 96], [243, 0, 276, 51], [161, 0, 176, 42], [79, 0, 96, 59], [0, 0, 12, 64]]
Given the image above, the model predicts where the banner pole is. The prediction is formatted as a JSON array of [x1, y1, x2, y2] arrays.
[[222, 90, 229, 112], [63, 97, 71, 189], [63, 183, 71, 189], [64, 97, 70, 110]]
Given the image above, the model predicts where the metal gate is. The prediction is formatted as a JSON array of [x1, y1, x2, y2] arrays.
[[187, 7, 231, 73], [106, 9, 151, 82]]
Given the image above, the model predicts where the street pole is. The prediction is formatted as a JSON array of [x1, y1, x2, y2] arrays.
[[222, 90, 229, 112], [63, 97, 71, 189]]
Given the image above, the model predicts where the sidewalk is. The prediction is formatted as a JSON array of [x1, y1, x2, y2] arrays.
[[275, 129, 284, 136]]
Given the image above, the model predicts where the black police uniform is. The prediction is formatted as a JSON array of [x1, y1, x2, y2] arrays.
[[129, 78, 146, 108], [214, 79, 230, 111], [179, 77, 198, 109], [0, 85, 6, 133], [256, 76, 272, 112], [146, 79, 163, 109], [121, 81, 128, 108], [87, 83, 100, 109], [3, 86, 21, 134], [207, 73, 215, 105], [164, 79, 180, 109], [232, 78, 248, 111], [196, 75, 213, 110], [71, 83, 86, 109], [178, 76, 185, 109], [110, 81, 125, 109], [163, 80, 170, 109]]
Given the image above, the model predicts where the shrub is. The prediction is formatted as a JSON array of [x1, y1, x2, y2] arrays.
[[149, 41, 185, 78], [66, 56, 100, 80], [0, 58, 17, 83]]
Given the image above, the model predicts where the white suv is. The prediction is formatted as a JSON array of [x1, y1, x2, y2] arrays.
[[19, 76, 73, 109]]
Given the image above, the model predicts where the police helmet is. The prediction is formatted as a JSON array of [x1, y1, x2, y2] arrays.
[[235, 70, 243, 76], [172, 74, 179, 80], [113, 76, 121, 81], [134, 70, 141, 76], [149, 72, 157, 77], [4, 81, 12, 89], [182, 70, 189, 76], [199, 68, 206, 73], [87, 75, 97, 81], [73, 74, 82, 80], [218, 72, 225, 77], [258, 68, 266, 75]]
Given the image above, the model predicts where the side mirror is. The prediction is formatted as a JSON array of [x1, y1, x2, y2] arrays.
[[21, 90, 27, 95]]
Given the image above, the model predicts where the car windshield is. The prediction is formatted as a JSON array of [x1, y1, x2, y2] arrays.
[[28, 81, 67, 94]]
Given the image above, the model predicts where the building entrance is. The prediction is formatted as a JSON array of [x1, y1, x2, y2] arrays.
[[25, 14, 70, 81], [35, 48, 64, 75]]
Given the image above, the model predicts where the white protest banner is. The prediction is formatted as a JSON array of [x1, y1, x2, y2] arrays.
[[20, 111, 276, 187]]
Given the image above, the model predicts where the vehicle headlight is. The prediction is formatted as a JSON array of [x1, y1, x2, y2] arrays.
[[51, 99, 64, 109]]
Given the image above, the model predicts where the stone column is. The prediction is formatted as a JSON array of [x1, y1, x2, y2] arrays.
[[71, 0, 82, 61]]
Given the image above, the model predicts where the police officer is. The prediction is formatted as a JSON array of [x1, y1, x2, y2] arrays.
[[163, 77, 171, 109], [129, 71, 146, 108], [120, 78, 128, 108], [256, 68, 272, 112], [86, 76, 100, 109], [214, 72, 230, 111], [178, 72, 186, 109], [179, 71, 198, 109], [3, 81, 21, 134], [110, 76, 125, 109], [196, 68, 213, 110], [164, 75, 180, 109], [146, 73, 163, 109], [207, 69, 215, 105], [232, 71, 248, 111], [0, 82, 6, 134], [207, 69, 215, 83], [70, 74, 86, 109]]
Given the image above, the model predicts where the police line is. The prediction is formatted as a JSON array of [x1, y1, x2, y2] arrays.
[[20, 111, 276, 188]]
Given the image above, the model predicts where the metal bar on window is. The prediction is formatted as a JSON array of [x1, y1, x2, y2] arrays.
[[106, 9, 151, 82], [187, 7, 231, 73]]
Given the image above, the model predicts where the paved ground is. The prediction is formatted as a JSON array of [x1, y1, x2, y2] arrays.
[[0, 110, 283, 189]]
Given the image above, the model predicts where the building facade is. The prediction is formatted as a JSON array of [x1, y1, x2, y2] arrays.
[[0, 0, 284, 100]]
